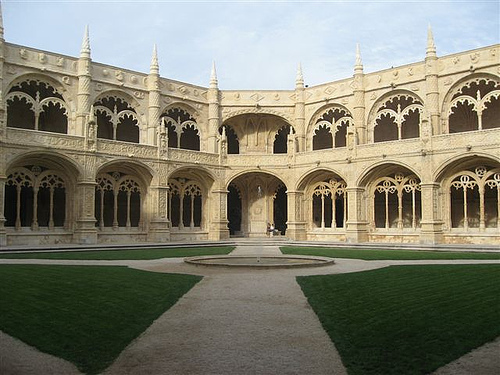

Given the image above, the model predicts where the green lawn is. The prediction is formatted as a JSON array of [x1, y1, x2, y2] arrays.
[[297, 265, 500, 375], [0, 265, 202, 374], [0, 246, 234, 260], [281, 246, 500, 260]]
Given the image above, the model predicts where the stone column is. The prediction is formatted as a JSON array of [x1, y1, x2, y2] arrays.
[[73, 180, 98, 244], [419, 182, 444, 244], [209, 188, 230, 240], [0, 176, 6, 246], [0, 11, 5, 142], [286, 190, 307, 240], [345, 186, 369, 243], [148, 184, 171, 242]]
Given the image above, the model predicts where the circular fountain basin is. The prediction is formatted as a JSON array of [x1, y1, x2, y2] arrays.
[[184, 255, 335, 269]]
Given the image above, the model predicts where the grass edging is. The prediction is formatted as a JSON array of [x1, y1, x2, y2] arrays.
[[0, 246, 235, 260], [281, 246, 500, 260]]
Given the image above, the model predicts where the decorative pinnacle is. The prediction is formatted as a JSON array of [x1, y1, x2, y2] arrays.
[[296, 63, 304, 87], [210, 61, 218, 88], [0, 0, 4, 39], [80, 25, 91, 58], [150, 44, 159, 74], [426, 23, 436, 56], [354, 43, 363, 73]]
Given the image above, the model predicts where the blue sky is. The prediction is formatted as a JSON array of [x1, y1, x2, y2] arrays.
[[3, 1, 499, 90]]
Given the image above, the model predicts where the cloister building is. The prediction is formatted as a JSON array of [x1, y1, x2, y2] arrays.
[[0, 18, 499, 247]]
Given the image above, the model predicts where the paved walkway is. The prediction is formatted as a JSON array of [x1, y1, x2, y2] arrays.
[[0, 245, 499, 374]]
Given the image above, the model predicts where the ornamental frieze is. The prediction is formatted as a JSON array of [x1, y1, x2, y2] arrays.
[[96, 140, 157, 159], [168, 148, 219, 165], [7, 129, 84, 150]]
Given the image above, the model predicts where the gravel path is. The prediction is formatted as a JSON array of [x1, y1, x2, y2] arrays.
[[0, 245, 499, 374]]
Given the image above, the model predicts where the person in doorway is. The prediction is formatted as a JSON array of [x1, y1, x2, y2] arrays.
[[269, 223, 275, 237]]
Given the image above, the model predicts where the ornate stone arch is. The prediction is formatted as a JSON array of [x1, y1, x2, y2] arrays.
[[160, 105, 201, 150], [296, 169, 348, 231], [167, 167, 214, 230], [367, 90, 424, 143], [357, 162, 422, 232], [5, 73, 69, 100], [6, 151, 82, 183], [222, 108, 294, 125], [307, 104, 353, 150], [92, 90, 143, 143], [96, 159, 153, 188], [4, 162, 72, 230], [434, 155, 500, 232], [6, 75, 70, 133], [440, 74, 500, 134]]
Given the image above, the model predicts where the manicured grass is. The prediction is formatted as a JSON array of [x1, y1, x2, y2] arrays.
[[0, 265, 202, 374], [281, 246, 500, 260], [297, 265, 500, 375], [0, 246, 234, 260]]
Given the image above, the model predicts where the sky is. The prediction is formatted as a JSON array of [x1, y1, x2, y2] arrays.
[[2, 0, 499, 90]]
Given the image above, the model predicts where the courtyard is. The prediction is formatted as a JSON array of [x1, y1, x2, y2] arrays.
[[0, 241, 499, 374]]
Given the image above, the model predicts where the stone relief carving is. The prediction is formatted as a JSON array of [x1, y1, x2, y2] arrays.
[[115, 70, 124, 81], [39, 53, 47, 64], [19, 49, 29, 60], [470, 52, 480, 63]]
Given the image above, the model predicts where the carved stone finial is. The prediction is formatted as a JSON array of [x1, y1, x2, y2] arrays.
[[89, 105, 96, 124], [80, 25, 91, 59], [296, 63, 304, 88], [210, 61, 218, 88], [426, 24, 436, 57], [150, 44, 159, 74], [354, 43, 363, 74]]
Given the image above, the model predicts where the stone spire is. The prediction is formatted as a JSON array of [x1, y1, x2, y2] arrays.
[[80, 25, 91, 59], [150, 44, 159, 75], [295, 63, 304, 88], [77, 25, 92, 136], [208, 61, 220, 152], [0, 0, 4, 40], [425, 23, 439, 137], [354, 43, 363, 74], [210, 61, 218, 88], [148, 44, 161, 145], [426, 24, 436, 57]]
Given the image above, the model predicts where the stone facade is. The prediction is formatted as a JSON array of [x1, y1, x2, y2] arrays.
[[0, 19, 499, 247]]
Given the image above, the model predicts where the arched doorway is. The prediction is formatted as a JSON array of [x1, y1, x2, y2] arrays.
[[228, 172, 287, 237]]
